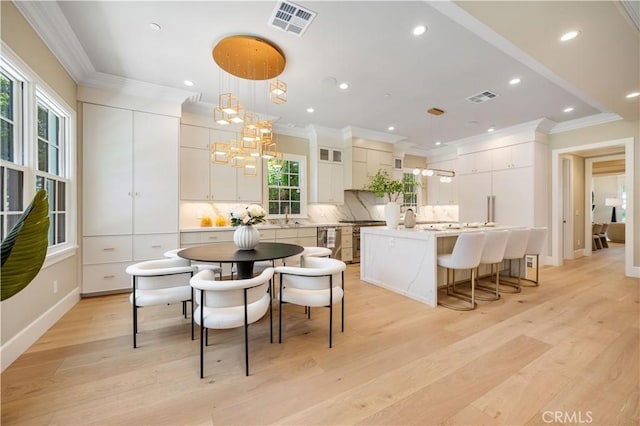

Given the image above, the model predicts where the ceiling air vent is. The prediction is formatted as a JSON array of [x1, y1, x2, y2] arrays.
[[269, 1, 317, 37], [466, 90, 498, 104]]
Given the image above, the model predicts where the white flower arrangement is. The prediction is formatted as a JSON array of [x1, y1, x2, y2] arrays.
[[229, 204, 267, 226]]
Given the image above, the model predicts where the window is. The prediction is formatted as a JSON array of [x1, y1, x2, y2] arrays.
[[0, 53, 74, 255], [35, 96, 68, 247], [266, 154, 306, 217], [401, 172, 418, 211]]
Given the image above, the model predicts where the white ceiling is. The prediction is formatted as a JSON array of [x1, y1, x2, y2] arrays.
[[15, 1, 640, 154]]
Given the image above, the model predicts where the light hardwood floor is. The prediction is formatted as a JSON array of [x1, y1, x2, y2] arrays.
[[2, 244, 639, 425]]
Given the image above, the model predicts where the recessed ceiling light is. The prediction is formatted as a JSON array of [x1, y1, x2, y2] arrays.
[[183, 80, 194, 87], [339, 82, 349, 90], [563, 107, 574, 113], [626, 92, 640, 99], [435, 141, 442, 146], [149, 23, 161, 31], [306, 107, 314, 113], [487, 127, 495, 132], [388, 126, 395, 131], [560, 30, 580, 42], [412, 25, 427, 36], [509, 78, 521, 85]]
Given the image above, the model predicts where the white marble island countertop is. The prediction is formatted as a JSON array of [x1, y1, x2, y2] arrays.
[[360, 224, 518, 307]]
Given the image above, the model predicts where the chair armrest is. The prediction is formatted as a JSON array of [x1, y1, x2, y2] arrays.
[[190, 268, 275, 291]]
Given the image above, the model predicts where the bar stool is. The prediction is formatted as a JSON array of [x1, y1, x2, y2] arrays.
[[521, 227, 547, 287], [496, 228, 530, 294], [474, 230, 510, 301], [437, 232, 485, 311]]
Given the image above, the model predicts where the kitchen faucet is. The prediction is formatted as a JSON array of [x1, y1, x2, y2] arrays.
[[284, 205, 290, 224]]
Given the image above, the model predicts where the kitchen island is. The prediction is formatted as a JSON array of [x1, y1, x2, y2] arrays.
[[360, 225, 517, 307]]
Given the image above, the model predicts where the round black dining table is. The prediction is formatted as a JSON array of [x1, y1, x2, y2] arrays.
[[177, 242, 304, 279]]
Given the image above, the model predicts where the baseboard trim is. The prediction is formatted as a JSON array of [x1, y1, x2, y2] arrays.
[[1, 288, 80, 372], [573, 249, 585, 258], [628, 265, 640, 278]]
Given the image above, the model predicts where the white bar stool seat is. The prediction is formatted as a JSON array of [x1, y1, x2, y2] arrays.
[[437, 232, 485, 311], [496, 228, 530, 293], [474, 230, 510, 301]]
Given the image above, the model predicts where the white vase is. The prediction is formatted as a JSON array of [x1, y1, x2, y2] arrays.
[[233, 225, 260, 250], [384, 202, 401, 229]]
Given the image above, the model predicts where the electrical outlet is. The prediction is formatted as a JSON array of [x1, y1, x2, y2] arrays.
[[53, 280, 58, 294], [577, 239, 581, 246]]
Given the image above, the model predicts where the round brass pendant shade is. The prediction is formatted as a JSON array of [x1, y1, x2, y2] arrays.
[[212, 35, 286, 80]]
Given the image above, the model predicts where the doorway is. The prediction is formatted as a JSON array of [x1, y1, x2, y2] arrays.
[[551, 137, 636, 277]]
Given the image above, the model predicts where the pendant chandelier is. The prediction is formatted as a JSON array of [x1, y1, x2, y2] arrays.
[[209, 35, 287, 175]]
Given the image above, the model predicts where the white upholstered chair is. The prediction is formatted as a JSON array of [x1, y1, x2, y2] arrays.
[[521, 227, 547, 287], [497, 228, 530, 293], [437, 232, 485, 311], [190, 267, 275, 379], [474, 230, 510, 301], [274, 257, 346, 348], [125, 258, 197, 348]]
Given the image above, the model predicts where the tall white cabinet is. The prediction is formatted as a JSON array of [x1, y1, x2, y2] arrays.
[[82, 103, 180, 295], [456, 140, 546, 227]]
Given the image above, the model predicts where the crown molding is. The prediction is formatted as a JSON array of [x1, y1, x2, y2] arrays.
[[548, 113, 623, 134], [12, 0, 94, 82], [80, 72, 199, 104], [343, 126, 407, 144], [620, 0, 640, 30]]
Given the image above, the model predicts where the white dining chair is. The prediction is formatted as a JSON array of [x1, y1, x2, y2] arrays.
[[190, 267, 275, 379], [164, 248, 223, 280], [126, 258, 197, 348], [275, 257, 346, 348]]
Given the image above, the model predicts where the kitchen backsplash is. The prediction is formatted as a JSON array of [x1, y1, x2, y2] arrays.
[[180, 195, 459, 228]]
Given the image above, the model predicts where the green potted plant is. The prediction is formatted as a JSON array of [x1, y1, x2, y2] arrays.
[[365, 169, 404, 228]]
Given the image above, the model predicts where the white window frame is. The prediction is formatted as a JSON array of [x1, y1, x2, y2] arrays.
[[1, 43, 77, 266], [264, 153, 307, 219], [401, 171, 420, 212]]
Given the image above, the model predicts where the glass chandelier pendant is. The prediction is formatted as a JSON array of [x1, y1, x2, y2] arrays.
[[219, 93, 241, 115], [243, 157, 258, 176], [211, 142, 230, 164], [213, 107, 230, 125], [270, 79, 287, 104]]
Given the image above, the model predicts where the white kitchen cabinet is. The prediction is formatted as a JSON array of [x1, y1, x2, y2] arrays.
[[457, 167, 535, 227], [82, 103, 180, 295], [83, 104, 133, 235], [456, 150, 492, 175], [351, 147, 393, 190], [352, 161, 368, 190], [180, 147, 210, 200], [425, 159, 458, 205], [491, 142, 534, 170], [133, 111, 180, 234], [180, 124, 210, 149], [318, 162, 344, 203]]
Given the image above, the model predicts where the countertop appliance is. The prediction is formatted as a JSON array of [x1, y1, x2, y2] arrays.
[[339, 220, 386, 263], [317, 226, 342, 260]]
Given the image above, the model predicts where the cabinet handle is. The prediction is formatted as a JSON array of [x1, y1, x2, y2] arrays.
[[103, 275, 115, 279], [103, 247, 115, 251], [151, 245, 162, 248], [208, 236, 218, 240]]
